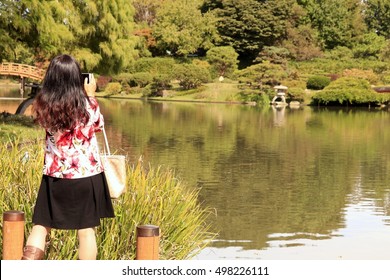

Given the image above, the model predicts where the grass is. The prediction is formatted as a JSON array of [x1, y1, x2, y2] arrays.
[[0, 121, 216, 260], [0, 112, 44, 143], [98, 80, 244, 103]]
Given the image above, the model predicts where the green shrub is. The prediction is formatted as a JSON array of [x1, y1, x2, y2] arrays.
[[237, 61, 286, 88], [206, 46, 239, 78], [380, 71, 390, 85], [287, 87, 305, 102], [174, 64, 211, 90], [311, 77, 389, 106], [150, 74, 172, 97], [104, 82, 122, 96], [0, 137, 216, 260], [236, 90, 270, 105], [132, 57, 175, 77], [306, 75, 331, 90], [342, 68, 379, 84]]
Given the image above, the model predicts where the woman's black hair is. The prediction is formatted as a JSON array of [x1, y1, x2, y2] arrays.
[[33, 54, 90, 132]]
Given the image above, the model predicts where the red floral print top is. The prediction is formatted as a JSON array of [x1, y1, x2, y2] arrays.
[[43, 97, 104, 179]]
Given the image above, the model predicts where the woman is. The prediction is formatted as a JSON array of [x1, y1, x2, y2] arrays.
[[22, 54, 115, 260]]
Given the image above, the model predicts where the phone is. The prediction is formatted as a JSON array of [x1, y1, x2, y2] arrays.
[[82, 73, 92, 83]]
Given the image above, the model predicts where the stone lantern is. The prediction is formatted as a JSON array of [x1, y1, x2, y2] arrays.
[[271, 85, 288, 104]]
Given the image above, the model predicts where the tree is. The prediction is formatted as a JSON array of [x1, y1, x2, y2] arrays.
[[280, 3, 323, 61], [352, 32, 387, 59], [132, 0, 164, 55], [0, 0, 139, 74], [298, 0, 366, 49], [202, 0, 295, 64], [0, 0, 77, 64], [363, 0, 390, 39], [133, 0, 164, 26], [206, 46, 238, 78], [151, 0, 219, 56], [72, 0, 139, 73], [174, 63, 211, 90], [237, 61, 287, 90]]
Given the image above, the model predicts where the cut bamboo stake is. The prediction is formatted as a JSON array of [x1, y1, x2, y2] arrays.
[[2, 211, 25, 260], [136, 225, 160, 260]]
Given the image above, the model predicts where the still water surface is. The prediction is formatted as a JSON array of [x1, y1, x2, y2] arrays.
[[1, 86, 390, 259]]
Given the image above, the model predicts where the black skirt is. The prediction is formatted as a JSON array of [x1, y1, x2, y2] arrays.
[[32, 172, 115, 230]]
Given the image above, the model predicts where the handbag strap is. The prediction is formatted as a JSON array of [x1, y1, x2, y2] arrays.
[[102, 126, 111, 155]]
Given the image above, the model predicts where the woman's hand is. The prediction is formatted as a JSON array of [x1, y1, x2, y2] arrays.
[[84, 74, 97, 97]]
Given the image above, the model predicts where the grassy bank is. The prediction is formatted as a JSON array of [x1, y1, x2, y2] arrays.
[[0, 115, 216, 260]]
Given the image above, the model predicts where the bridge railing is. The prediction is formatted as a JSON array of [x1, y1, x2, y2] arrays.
[[0, 63, 45, 81]]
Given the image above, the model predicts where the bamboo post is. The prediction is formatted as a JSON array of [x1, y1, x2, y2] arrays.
[[2, 211, 25, 260], [136, 225, 160, 260]]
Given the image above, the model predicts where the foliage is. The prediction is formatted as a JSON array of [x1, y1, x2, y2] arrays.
[[342, 68, 379, 84], [380, 40, 390, 62], [0, 113, 42, 142], [174, 64, 211, 90], [286, 87, 306, 102], [0, 0, 139, 74], [324, 46, 354, 60], [237, 61, 287, 90], [151, 0, 219, 56], [363, 0, 390, 39], [352, 32, 387, 59], [282, 24, 323, 61], [380, 71, 390, 85], [254, 46, 290, 65], [306, 75, 331, 90], [131, 57, 175, 77], [133, 0, 163, 26], [236, 90, 271, 105], [206, 46, 239, 78], [104, 82, 122, 96], [311, 77, 389, 105], [0, 136, 216, 260], [114, 72, 153, 88], [202, 0, 295, 62], [299, 0, 366, 49], [96, 76, 113, 91], [150, 74, 172, 97]]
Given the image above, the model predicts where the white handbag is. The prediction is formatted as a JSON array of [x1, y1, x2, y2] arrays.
[[100, 127, 127, 199]]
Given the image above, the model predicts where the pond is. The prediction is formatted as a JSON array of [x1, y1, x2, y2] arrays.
[[1, 86, 390, 260]]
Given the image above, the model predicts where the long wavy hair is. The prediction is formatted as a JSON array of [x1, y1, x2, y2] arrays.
[[33, 54, 90, 132]]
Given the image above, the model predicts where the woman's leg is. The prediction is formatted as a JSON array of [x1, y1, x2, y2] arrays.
[[22, 225, 51, 260], [77, 228, 97, 260]]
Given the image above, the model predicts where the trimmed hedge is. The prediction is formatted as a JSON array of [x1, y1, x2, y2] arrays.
[[306, 75, 331, 90]]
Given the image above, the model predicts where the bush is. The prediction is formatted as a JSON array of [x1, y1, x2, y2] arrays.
[[342, 68, 379, 84], [380, 71, 390, 85], [104, 82, 122, 96], [306, 75, 331, 90], [150, 74, 172, 97], [131, 57, 175, 77], [237, 61, 287, 89], [311, 77, 389, 106], [206, 46, 239, 78], [96, 76, 112, 91], [174, 64, 211, 90], [287, 87, 305, 102], [236, 90, 270, 105]]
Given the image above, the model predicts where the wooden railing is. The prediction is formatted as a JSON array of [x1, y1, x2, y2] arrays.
[[0, 63, 45, 81]]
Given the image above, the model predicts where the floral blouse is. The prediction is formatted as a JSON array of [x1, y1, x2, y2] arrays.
[[43, 97, 104, 179]]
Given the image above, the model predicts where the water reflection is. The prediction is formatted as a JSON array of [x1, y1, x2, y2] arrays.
[[1, 95, 390, 259]]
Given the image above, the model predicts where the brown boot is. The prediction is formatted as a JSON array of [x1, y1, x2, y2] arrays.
[[21, 245, 45, 260]]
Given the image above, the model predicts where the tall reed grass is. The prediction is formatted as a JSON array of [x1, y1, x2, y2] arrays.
[[0, 137, 216, 260]]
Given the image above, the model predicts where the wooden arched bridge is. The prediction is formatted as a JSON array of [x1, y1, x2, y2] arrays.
[[0, 63, 45, 81], [0, 63, 45, 114]]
